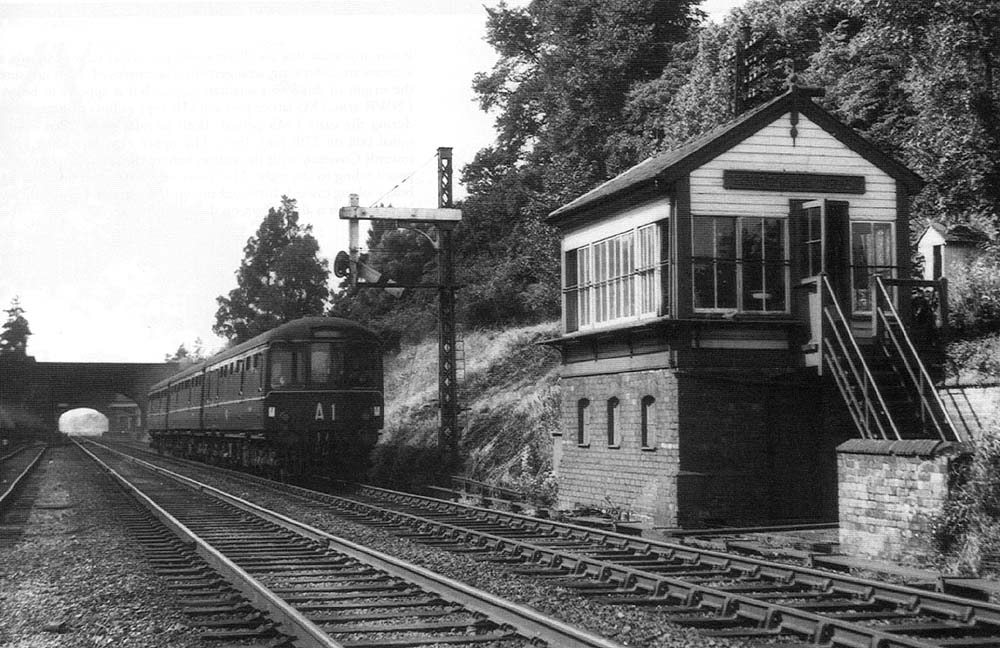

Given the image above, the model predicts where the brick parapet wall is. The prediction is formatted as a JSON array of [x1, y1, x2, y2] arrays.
[[556, 369, 680, 527], [838, 439, 971, 560]]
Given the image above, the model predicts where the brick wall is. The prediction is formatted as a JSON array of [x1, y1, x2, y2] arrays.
[[556, 369, 680, 526], [838, 439, 970, 560], [555, 364, 850, 528]]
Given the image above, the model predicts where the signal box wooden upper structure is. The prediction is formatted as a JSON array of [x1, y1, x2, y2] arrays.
[[545, 87, 924, 527], [548, 86, 921, 349]]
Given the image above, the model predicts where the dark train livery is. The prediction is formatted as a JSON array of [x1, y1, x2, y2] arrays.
[[148, 317, 383, 479]]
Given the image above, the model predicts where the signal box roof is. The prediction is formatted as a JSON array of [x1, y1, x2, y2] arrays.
[[547, 87, 924, 227]]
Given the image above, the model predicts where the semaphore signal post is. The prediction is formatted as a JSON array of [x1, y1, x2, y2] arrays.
[[338, 147, 462, 476]]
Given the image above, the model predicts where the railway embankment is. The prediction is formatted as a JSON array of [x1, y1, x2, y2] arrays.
[[373, 321, 561, 500]]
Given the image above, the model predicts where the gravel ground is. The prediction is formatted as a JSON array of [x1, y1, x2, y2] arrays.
[[0, 445, 205, 648], [2, 441, 755, 648]]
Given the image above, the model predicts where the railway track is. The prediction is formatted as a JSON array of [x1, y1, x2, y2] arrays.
[[79, 440, 623, 648], [99, 439, 1000, 648], [0, 444, 47, 539]]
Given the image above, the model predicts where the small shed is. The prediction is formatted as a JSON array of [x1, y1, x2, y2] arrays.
[[917, 222, 991, 281], [544, 86, 926, 528]]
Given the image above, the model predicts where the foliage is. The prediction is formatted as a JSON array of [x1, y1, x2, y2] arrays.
[[372, 322, 561, 493], [946, 247, 1000, 337], [809, 0, 1000, 229], [946, 334, 1000, 384], [932, 431, 1000, 575], [330, 0, 1000, 337], [214, 196, 330, 344], [163, 338, 208, 364], [0, 296, 31, 357]]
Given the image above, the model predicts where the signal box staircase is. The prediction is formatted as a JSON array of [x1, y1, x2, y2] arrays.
[[808, 274, 965, 443]]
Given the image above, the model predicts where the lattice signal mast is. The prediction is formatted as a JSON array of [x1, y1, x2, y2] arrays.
[[338, 148, 462, 474]]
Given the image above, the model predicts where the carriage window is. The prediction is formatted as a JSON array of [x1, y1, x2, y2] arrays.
[[310, 343, 332, 383], [270, 348, 292, 387], [293, 349, 307, 385]]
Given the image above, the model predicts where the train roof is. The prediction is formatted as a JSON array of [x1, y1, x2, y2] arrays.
[[149, 317, 379, 392]]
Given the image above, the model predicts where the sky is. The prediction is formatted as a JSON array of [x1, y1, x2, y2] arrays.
[[1, 0, 746, 363]]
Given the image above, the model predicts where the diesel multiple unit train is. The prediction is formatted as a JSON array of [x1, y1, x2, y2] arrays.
[[148, 317, 383, 479]]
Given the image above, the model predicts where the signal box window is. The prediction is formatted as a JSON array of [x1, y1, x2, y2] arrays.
[[851, 221, 894, 313], [564, 219, 670, 333], [692, 215, 788, 312]]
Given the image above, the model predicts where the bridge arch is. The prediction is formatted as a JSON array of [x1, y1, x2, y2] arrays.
[[0, 359, 179, 440]]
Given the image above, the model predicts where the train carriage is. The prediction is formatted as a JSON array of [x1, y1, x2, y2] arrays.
[[148, 317, 383, 479]]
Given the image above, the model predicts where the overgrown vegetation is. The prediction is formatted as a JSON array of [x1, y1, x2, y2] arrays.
[[933, 429, 1000, 575], [944, 244, 1000, 383], [947, 248, 1000, 339], [368, 322, 561, 505], [327, 0, 1000, 347]]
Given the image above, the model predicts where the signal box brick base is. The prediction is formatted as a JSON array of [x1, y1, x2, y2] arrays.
[[552, 353, 854, 528]]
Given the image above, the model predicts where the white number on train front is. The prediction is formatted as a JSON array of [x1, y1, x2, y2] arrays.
[[315, 403, 337, 421]]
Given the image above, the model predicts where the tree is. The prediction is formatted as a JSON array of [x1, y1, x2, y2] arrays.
[[164, 337, 207, 364], [803, 0, 1000, 232], [0, 296, 31, 358], [214, 196, 330, 344]]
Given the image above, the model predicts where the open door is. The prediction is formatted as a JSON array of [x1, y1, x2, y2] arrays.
[[796, 200, 851, 369]]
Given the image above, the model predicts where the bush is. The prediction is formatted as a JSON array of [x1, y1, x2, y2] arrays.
[[946, 334, 1000, 383], [932, 429, 1000, 575], [948, 249, 1000, 338]]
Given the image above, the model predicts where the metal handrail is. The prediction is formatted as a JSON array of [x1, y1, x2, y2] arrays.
[[820, 274, 901, 440], [872, 276, 962, 442]]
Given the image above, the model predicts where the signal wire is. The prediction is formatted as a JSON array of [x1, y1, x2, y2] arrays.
[[368, 151, 438, 208]]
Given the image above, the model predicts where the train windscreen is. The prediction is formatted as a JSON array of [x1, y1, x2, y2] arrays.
[[309, 341, 379, 388], [269, 340, 379, 389]]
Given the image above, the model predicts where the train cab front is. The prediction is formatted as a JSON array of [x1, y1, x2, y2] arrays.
[[262, 337, 383, 476]]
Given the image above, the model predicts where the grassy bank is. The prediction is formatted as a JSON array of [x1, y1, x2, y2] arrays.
[[370, 321, 561, 503]]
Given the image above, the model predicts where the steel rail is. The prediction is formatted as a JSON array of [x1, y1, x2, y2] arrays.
[[84, 440, 625, 648], [99, 440, 1000, 647], [77, 440, 343, 648], [353, 483, 1000, 625], [1, 443, 41, 463], [300, 493, 962, 647], [0, 444, 46, 514]]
